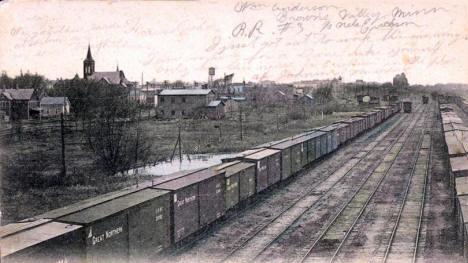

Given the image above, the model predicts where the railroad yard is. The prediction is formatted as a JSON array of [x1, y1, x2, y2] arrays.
[[156, 100, 463, 263], [3, 98, 468, 263]]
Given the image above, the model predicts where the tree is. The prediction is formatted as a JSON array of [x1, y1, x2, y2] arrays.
[[313, 84, 333, 104], [393, 73, 409, 90], [83, 86, 152, 176]]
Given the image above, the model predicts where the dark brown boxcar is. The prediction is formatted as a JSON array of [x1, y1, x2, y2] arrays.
[[57, 188, 171, 263], [269, 140, 295, 180], [153, 168, 225, 243], [239, 148, 281, 193], [125, 189, 171, 261], [59, 208, 129, 263], [450, 156, 468, 177], [215, 161, 256, 208], [1, 219, 84, 263], [215, 161, 241, 210], [403, 101, 412, 113], [318, 125, 338, 152], [197, 169, 226, 226], [268, 150, 282, 184], [238, 162, 256, 201]]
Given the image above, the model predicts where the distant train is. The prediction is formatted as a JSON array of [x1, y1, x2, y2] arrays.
[[1, 103, 403, 263]]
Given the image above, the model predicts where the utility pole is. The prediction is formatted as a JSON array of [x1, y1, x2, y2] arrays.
[[276, 111, 279, 132], [147, 81, 150, 118], [135, 101, 141, 167], [239, 106, 243, 141], [60, 111, 66, 176], [178, 118, 182, 163]]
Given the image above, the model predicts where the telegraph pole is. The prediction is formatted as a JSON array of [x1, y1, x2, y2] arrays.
[[178, 118, 182, 163], [60, 111, 66, 176], [239, 106, 243, 141]]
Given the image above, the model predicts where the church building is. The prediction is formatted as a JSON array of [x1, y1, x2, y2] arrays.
[[83, 45, 134, 88]]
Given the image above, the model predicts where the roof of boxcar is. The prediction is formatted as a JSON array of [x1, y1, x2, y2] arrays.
[[270, 140, 297, 149], [130, 168, 205, 189], [458, 195, 468, 223], [59, 189, 169, 224], [37, 188, 141, 219], [453, 123, 468, 131], [214, 161, 255, 177], [305, 130, 327, 138], [0, 218, 52, 238], [450, 156, 468, 172], [318, 124, 339, 132], [255, 137, 293, 149], [456, 177, 468, 196], [154, 168, 224, 191], [1, 221, 82, 258], [243, 148, 281, 160], [233, 148, 264, 158]]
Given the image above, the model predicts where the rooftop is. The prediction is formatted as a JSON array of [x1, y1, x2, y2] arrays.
[[159, 89, 213, 96]]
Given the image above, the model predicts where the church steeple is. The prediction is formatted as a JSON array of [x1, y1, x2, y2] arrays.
[[86, 44, 93, 60], [83, 44, 95, 79]]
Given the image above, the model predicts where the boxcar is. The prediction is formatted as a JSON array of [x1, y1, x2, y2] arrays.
[[318, 125, 339, 153], [1, 219, 83, 263], [154, 168, 225, 243], [341, 118, 362, 139], [403, 101, 412, 113], [238, 148, 281, 192], [56, 188, 171, 263], [359, 113, 371, 131], [215, 161, 255, 210], [268, 139, 298, 180], [318, 129, 328, 156], [222, 148, 264, 163], [457, 195, 468, 260], [450, 155, 468, 177], [334, 123, 349, 145], [422, 95, 429, 104], [377, 106, 390, 120], [367, 112, 376, 128], [291, 135, 311, 168], [36, 169, 203, 221], [445, 131, 467, 157], [304, 131, 326, 162], [372, 110, 382, 124]]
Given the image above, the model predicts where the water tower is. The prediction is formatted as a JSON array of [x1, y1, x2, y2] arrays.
[[208, 67, 215, 88]]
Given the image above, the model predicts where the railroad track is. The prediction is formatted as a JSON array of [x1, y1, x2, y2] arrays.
[[169, 109, 415, 263], [214, 106, 424, 263], [296, 105, 428, 263], [165, 121, 388, 258], [167, 112, 409, 260], [380, 122, 432, 263]]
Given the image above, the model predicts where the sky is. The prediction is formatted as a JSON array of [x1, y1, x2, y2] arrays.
[[0, 0, 467, 85]]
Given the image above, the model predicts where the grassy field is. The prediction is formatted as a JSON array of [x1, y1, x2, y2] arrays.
[[0, 101, 375, 224]]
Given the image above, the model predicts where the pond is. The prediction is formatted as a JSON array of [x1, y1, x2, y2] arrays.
[[129, 153, 235, 176]]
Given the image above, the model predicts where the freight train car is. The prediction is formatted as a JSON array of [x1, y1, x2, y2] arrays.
[[0, 219, 83, 263], [152, 168, 225, 244], [268, 139, 301, 180], [304, 130, 327, 161], [58, 189, 171, 262], [404, 101, 412, 113], [235, 148, 282, 193], [450, 155, 468, 177], [422, 95, 429, 104], [214, 161, 256, 210], [318, 125, 339, 153]]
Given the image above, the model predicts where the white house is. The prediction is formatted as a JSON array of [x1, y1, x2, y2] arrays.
[[40, 97, 71, 117]]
